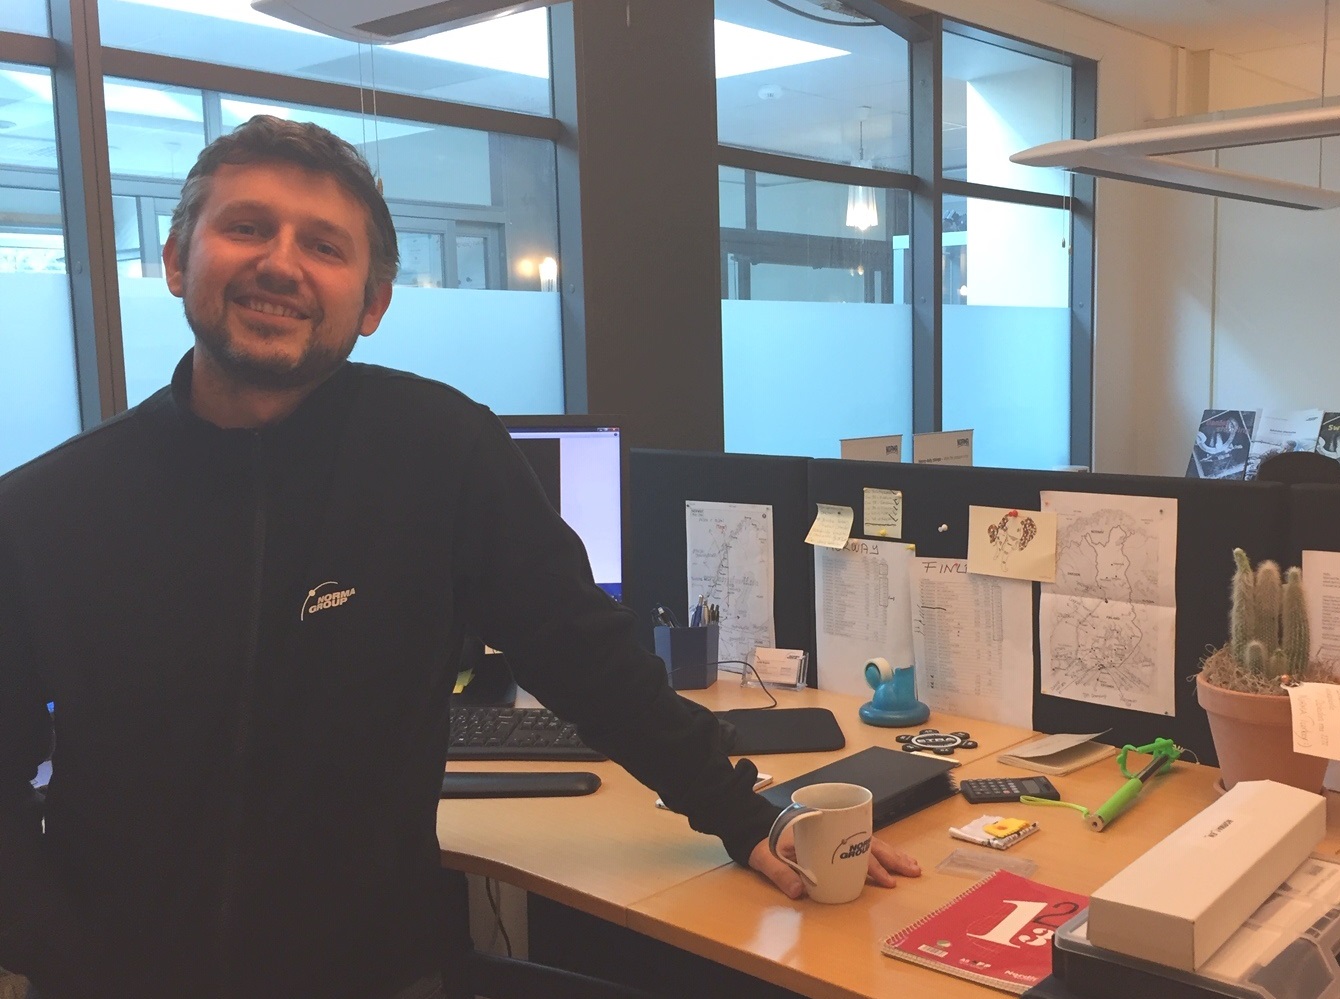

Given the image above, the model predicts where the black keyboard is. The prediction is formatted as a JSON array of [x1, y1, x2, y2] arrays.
[[448, 705, 605, 761]]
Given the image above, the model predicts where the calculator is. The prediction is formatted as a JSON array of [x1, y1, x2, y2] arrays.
[[959, 776, 1060, 804]]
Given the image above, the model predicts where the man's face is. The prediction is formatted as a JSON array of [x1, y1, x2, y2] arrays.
[[162, 159, 392, 393]]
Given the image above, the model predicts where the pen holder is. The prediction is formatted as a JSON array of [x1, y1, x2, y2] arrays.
[[655, 623, 719, 690]]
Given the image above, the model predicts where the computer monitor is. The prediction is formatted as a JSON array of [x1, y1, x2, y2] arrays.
[[501, 415, 626, 603]]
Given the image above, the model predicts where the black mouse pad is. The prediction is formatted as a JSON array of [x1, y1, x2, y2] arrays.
[[714, 707, 846, 754]]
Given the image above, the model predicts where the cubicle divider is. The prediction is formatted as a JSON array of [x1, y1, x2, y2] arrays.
[[1285, 484, 1340, 567], [807, 460, 1290, 765], [627, 450, 1291, 765], [626, 449, 815, 657]]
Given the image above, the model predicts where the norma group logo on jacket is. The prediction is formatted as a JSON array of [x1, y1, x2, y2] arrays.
[[301, 581, 357, 621]]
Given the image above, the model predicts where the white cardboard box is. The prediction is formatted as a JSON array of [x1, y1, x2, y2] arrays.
[[1086, 780, 1325, 971]]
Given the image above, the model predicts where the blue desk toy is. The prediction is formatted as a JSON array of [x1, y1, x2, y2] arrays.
[[858, 656, 930, 727]]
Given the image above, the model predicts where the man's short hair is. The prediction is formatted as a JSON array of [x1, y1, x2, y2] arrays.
[[168, 115, 399, 303]]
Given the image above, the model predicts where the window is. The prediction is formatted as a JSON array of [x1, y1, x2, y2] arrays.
[[943, 31, 1073, 195], [942, 27, 1084, 469], [721, 169, 912, 457], [0, 63, 81, 474], [715, 0, 914, 458], [716, 6, 1090, 465], [0, 3, 48, 35], [97, 0, 552, 116], [942, 198, 1072, 470], [715, 0, 910, 170], [108, 83, 562, 412]]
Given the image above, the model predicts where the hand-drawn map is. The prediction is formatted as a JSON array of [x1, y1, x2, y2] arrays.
[[686, 500, 775, 668], [1038, 492, 1178, 715]]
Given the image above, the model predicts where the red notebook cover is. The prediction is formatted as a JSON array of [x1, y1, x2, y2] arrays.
[[881, 869, 1088, 994]]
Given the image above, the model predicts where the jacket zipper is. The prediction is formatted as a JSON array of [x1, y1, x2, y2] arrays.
[[215, 433, 269, 997]]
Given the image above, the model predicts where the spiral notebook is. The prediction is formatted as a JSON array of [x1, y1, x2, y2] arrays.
[[881, 869, 1088, 994], [760, 746, 957, 829]]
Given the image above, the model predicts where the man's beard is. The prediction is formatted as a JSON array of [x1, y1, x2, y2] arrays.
[[185, 286, 358, 392]]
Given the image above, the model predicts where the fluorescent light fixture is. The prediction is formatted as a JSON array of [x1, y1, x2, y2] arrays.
[[1012, 105, 1340, 210], [714, 20, 849, 79]]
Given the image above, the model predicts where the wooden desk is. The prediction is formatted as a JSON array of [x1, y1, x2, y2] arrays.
[[435, 684, 1035, 926], [437, 687, 1340, 998]]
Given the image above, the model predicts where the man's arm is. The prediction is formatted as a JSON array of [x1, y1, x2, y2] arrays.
[[0, 556, 90, 996], [452, 415, 778, 865]]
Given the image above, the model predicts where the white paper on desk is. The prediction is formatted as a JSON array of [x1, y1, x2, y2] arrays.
[[685, 500, 775, 669], [910, 557, 1033, 728], [814, 539, 915, 697], [1287, 682, 1340, 759], [1303, 550, 1340, 664], [863, 488, 902, 539], [805, 503, 854, 549], [1039, 491, 1178, 716]]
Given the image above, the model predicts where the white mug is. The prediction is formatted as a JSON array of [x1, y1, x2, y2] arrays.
[[767, 782, 874, 904]]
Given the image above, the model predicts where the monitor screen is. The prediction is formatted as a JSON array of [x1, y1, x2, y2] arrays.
[[501, 416, 625, 602]]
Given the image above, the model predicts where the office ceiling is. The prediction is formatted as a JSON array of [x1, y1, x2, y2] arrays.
[[1039, 0, 1325, 55], [1037, 0, 1333, 99]]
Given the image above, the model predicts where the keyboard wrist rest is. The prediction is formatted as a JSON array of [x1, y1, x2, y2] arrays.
[[440, 771, 602, 798]]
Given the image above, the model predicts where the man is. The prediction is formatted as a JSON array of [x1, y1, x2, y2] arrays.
[[0, 116, 918, 999]]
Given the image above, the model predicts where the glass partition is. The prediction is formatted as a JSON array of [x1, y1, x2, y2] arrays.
[[0, 64, 81, 474], [0, 2, 48, 35], [715, 0, 910, 172], [722, 168, 911, 456], [942, 198, 1071, 469]]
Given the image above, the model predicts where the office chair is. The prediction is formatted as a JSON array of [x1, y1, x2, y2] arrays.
[[439, 869, 656, 999], [1255, 450, 1340, 485]]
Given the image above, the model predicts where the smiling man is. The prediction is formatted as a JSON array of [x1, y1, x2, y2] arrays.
[[0, 117, 917, 999]]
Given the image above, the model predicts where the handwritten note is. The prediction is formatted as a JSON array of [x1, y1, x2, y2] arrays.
[[805, 503, 854, 549], [1287, 682, 1340, 759], [863, 488, 902, 539]]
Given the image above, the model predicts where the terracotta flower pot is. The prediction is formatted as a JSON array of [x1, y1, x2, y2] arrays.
[[1196, 673, 1329, 793]]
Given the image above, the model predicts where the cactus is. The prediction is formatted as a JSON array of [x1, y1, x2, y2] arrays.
[[1254, 561, 1281, 649], [1229, 550, 1312, 681], [1244, 639, 1268, 677], [1283, 567, 1309, 677], [1230, 548, 1254, 664]]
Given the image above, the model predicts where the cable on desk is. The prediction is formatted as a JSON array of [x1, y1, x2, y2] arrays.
[[712, 661, 778, 708]]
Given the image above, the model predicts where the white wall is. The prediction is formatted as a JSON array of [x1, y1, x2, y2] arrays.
[[1136, 54, 1340, 476]]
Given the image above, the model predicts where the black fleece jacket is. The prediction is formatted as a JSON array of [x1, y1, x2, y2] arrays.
[[0, 355, 779, 998]]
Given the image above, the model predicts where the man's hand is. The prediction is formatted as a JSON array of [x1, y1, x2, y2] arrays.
[[748, 827, 920, 900]]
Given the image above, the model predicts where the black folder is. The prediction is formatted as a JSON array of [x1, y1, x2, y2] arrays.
[[760, 746, 959, 829]]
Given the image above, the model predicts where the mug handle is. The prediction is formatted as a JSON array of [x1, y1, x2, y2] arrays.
[[768, 803, 821, 885]]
